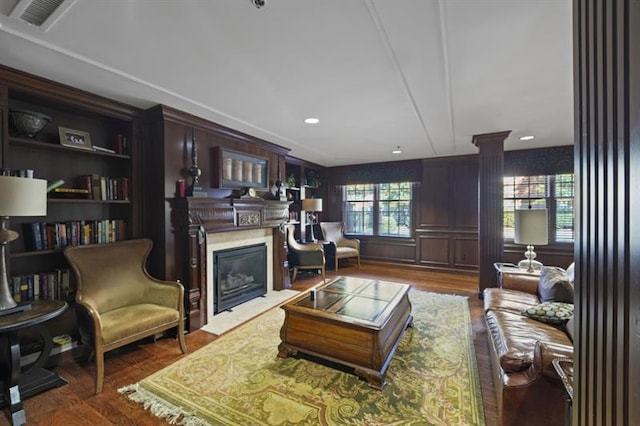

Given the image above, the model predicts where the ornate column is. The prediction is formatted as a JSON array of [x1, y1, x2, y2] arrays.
[[472, 131, 510, 294]]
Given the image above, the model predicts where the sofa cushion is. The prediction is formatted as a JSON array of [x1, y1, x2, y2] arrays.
[[485, 309, 572, 373], [522, 301, 574, 325], [538, 267, 574, 303], [484, 288, 540, 314], [565, 316, 575, 342]]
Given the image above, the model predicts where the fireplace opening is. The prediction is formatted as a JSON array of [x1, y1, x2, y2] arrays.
[[213, 243, 267, 314]]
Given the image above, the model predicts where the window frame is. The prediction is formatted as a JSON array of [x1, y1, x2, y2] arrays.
[[342, 182, 414, 238], [503, 173, 575, 245]]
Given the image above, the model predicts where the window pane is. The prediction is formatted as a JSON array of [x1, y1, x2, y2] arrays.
[[378, 182, 412, 237], [344, 184, 374, 235], [555, 174, 575, 242]]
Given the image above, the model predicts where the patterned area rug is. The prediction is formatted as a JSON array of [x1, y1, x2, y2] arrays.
[[119, 290, 485, 425]]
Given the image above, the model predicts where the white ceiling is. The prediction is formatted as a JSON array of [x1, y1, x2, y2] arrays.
[[0, 0, 573, 167]]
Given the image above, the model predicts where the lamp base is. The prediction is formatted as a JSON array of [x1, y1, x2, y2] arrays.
[[0, 302, 32, 317], [517, 244, 543, 272]]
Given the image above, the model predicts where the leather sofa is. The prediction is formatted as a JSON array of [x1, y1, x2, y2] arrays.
[[483, 271, 573, 426]]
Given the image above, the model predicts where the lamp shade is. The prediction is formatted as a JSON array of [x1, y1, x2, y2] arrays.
[[514, 208, 548, 245], [0, 176, 47, 216], [301, 198, 322, 212]]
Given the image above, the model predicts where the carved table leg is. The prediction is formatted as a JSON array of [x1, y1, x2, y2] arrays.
[[277, 343, 298, 358]]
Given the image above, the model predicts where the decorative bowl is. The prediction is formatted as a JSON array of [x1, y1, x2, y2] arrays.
[[9, 109, 52, 138]]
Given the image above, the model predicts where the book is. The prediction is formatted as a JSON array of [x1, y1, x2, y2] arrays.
[[93, 145, 116, 154], [23, 222, 44, 251], [48, 187, 90, 199], [91, 174, 101, 200], [47, 179, 65, 192]]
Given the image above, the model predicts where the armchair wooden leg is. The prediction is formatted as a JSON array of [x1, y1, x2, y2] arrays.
[[357, 255, 361, 268], [94, 346, 104, 394], [335, 259, 338, 273], [292, 267, 299, 283], [177, 322, 188, 354], [321, 266, 326, 283]]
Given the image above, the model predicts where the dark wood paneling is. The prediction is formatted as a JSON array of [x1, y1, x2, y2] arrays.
[[453, 236, 479, 268], [418, 235, 450, 266], [573, 0, 640, 424], [452, 162, 479, 228], [419, 166, 450, 227], [360, 238, 416, 263], [473, 131, 510, 293]]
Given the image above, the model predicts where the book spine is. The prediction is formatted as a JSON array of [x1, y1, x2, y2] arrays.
[[91, 174, 101, 200]]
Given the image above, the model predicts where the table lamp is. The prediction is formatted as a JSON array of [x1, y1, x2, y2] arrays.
[[301, 198, 323, 242], [0, 175, 47, 316], [514, 208, 548, 273]]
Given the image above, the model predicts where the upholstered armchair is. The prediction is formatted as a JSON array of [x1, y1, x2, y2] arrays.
[[320, 222, 361, 272], [286, 224, 326, 283], [63, 238, 187, 394]]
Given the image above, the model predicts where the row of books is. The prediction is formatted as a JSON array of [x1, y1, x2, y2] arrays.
[[76, 174, 130, 201], [23, 220, 127, 251], [11, 269, 73, 303]]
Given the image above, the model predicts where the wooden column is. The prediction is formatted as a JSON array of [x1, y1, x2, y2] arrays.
[[472, 131, 510, 294], [573, 0, 640, 424]]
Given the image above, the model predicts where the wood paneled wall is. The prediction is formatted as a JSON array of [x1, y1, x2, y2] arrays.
[[417, 156, 480, 271], [573, 0, 640, 424]]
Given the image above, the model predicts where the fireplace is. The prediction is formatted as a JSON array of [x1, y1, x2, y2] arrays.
[[213, 243, 267, 314]]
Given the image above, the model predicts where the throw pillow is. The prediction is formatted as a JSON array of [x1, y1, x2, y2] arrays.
[[538, 266, 574, 303], [565, 262, 575, 284], [522, 302, 574, 325]]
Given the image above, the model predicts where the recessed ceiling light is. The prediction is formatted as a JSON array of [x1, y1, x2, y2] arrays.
[[520, 135, 535, 141], [392, 146, 402, 154], [304, 117, 319, 124]]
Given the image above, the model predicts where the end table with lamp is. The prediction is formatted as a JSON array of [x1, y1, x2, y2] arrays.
[[0, 175, 68, 425]]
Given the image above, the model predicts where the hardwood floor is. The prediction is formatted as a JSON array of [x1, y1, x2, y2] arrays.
[[6, 262, 497, 425]]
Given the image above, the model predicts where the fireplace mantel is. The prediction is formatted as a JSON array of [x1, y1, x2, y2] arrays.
[[170, 197, 291, 331], [173, 197, 289, 233]]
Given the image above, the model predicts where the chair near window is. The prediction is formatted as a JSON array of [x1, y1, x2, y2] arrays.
[[320, 222, 361, 272], [286, 224, 326, 283], [63, 238, 187, 394]]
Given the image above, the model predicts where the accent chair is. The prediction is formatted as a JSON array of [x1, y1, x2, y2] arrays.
[[286, 224, 326, 283], [320, 221, 361, 272], [63, 238, 187, 394]]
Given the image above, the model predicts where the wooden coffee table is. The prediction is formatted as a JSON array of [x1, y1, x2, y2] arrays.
[[278, 276, 413, 389]]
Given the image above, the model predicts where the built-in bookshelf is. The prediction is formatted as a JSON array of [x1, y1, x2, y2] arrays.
[[0, 65, 141, 341], [285, 157, 325, 242]]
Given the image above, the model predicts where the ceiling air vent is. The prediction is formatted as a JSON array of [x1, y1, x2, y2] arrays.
[[18, 0, 64, 26]]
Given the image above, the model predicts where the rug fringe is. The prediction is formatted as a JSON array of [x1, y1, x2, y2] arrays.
[[118, 383, 210, 426]]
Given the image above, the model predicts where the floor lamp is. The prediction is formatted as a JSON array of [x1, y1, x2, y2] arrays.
[[514, 208, 548, 273], [301, 198, 323, 243], [0, 175, 47, 316]]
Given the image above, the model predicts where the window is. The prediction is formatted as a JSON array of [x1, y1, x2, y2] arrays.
[[503, 174, 575, 243], [343, 182, 413, 237]]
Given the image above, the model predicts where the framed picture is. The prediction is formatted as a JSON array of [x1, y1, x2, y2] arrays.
[[212, 147, 269, 190], [59, 127, 93, 151]]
